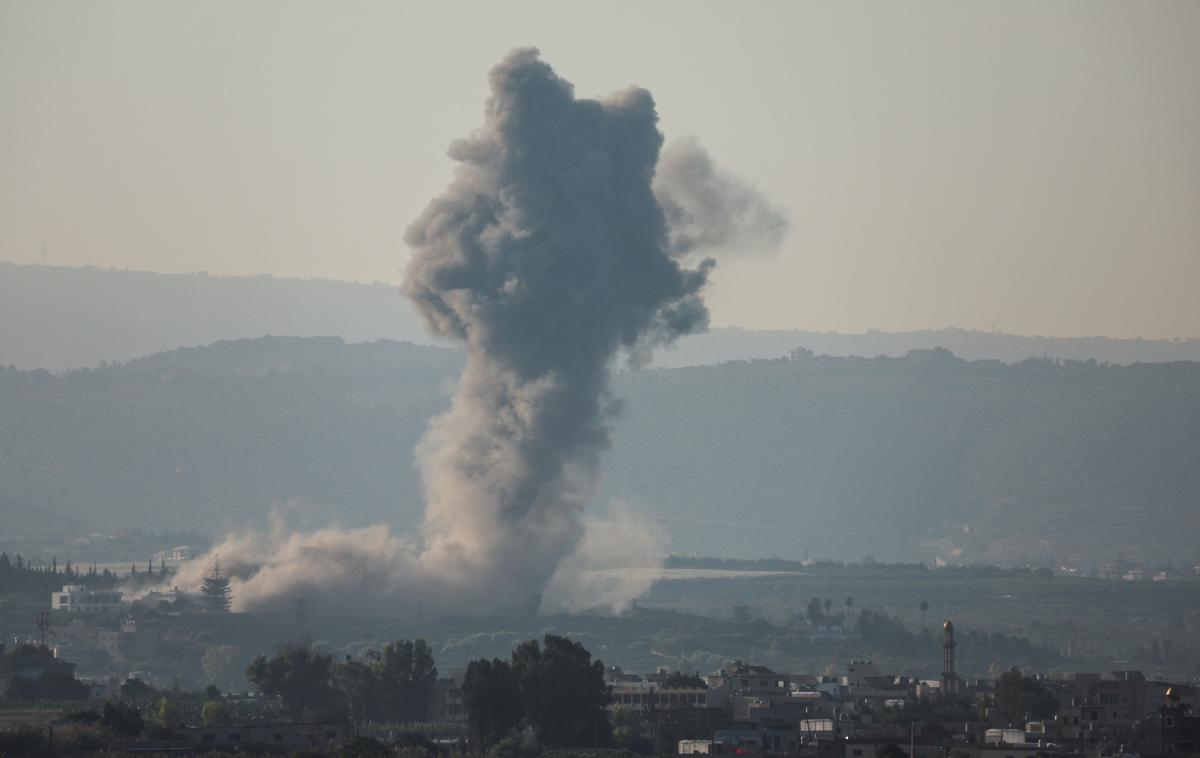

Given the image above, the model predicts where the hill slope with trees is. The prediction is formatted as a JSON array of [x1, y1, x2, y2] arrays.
[[1, 337, 1197, 566], [4, 262, 1200, 371]]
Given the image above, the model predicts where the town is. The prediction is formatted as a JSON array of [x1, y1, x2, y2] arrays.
[[4, 1, 1199, 756], [2, 544, 1198, 756]]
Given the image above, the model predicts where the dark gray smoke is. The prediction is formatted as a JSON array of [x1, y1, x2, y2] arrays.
[[401, 47, 712, 610], [655, 136, 789, 258], [167, 48, 786, 615]]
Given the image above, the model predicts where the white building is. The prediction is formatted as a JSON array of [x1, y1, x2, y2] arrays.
[[50, 585, 125, 614]]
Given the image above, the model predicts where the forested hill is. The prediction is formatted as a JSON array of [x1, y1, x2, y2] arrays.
[[1, 337, 1197, 567], [4, 262, 1200, 370]]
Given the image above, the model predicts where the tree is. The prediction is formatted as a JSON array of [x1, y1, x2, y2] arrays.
[[511, 635, 611, 748], [463, 658, 523, 751], [919, 600, 929, 627], [824, 598, 833, 615], [371, 638, 438, 722], [806, 597, 823, 625], [201, 699, 232, 726], [101, 701, 143, 737], [154, 697, 180, 731], [246, 641, 341, 719], [877, 744, 909, 758], [121, 677, 158, 700], [200, 558, 233, 613], [993, 668, 1058, 724], [8, 670, 90, 700], [731, 605, 752, 624], [334, 657, 382, 722], [663, 671, 706, 688]]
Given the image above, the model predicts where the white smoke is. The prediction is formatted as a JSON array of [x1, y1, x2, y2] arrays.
[[539, 504, 668, 615]]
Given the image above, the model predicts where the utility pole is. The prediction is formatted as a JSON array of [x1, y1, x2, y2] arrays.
[[910, 720, 923, 758], [37, 611, 51, 647]]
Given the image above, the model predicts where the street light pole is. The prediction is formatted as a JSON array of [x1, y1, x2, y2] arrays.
[[910, 721, 923, 758]]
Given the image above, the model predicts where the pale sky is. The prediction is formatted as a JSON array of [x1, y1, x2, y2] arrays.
[[2, 1, 1198, 338]]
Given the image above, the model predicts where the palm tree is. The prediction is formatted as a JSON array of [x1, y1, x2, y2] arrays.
[[919, 600, 929, 628]]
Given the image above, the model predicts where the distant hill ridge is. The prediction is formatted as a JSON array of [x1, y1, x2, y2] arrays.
[[2, 336, 1197, 568], [3, 261, 1199, 370]]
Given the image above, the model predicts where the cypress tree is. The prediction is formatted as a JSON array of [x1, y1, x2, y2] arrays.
[[201, 558, 233, 613]]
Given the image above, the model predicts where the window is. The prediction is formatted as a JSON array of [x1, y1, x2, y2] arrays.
[[1165, 716, 1175, 727]]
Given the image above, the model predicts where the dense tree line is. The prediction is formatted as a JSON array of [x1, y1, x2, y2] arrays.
[[463, 634, 611, 752], [1, 644, 91, 701], [0, 551, 123, 593], [245, 639, 437, 723], [991, 667, 1059, 724], [4, 335, 1199, 565]]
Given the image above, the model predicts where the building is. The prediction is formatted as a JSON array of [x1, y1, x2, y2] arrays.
[[430, 674, 465, 723], [609, 678, 710, 711], [0, 708, 64, 739], [178, 721, 351, 750], [1153, 687, 1200, 756], [50, 585, 124, 614]]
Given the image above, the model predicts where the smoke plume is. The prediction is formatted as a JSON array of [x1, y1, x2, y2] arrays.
[[165, 48, 786, 616], [654, 136, 789, 258]]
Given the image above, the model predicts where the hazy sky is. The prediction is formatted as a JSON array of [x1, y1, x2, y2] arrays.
[[2, 1, 1198, 338]]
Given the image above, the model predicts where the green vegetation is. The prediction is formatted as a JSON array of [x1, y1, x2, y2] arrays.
[[246, 638, 438, 722], [200, 558, 233, 613], [0, 550, 123, 594], [465, 635, 611, 751], [3, 337, 1198, 568], [991, 667, 1059, 723]]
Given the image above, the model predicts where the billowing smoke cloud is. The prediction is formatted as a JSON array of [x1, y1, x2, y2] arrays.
[[539, 504, 668, 615], [654, 136, 789, 258], [160, 48, 786, 617], [399, 47, 712, 613]]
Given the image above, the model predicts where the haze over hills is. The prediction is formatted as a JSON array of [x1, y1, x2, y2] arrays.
[[4, 262, 1200, 371], [1, 336, 1196, 568]]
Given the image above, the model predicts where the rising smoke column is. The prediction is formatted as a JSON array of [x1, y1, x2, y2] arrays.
[[402, 48, 713, 611], [164, 48, 786, 616]]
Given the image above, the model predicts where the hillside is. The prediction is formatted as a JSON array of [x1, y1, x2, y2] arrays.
[[4, 262, 1200, 371], [2, 337, 1197, 566]]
